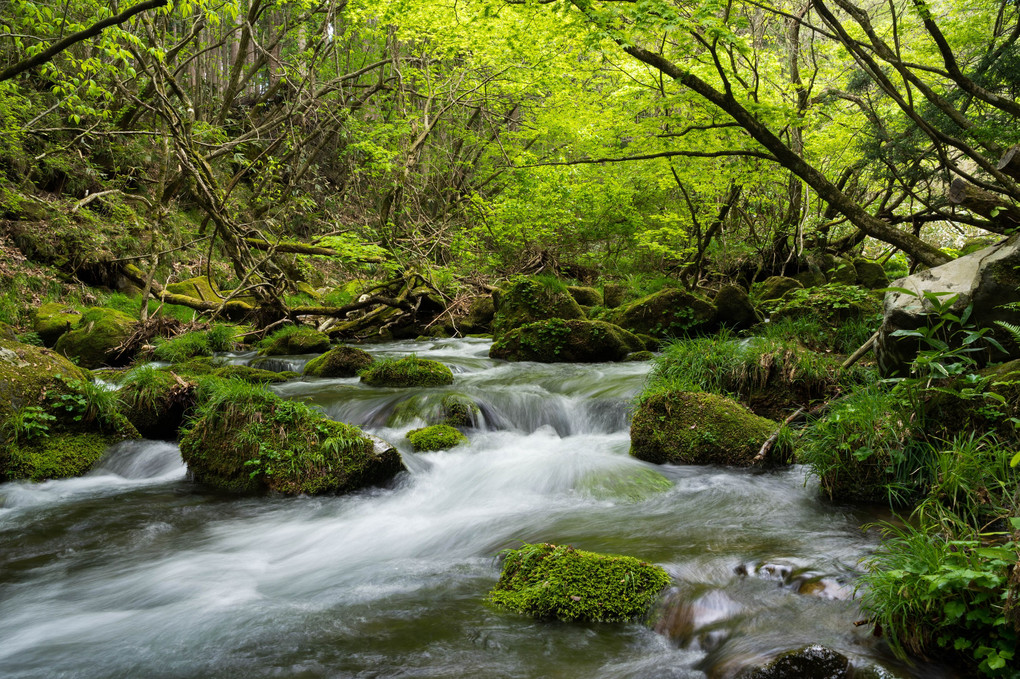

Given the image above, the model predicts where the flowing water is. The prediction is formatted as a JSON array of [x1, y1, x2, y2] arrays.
[[0, 339, 951, 678]]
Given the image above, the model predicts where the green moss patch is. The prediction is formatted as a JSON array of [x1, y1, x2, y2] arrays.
[[303, 346, 374, 377], [215, 364, 292, 384], [490, 318, 644, 363], [440, 394, 480, 427], [54, 307, 137, 369], [630, 391, 780, 466], [609, 289, 717, 338], [360, 356, 454, 387], [406, 424, 467, 452], [3, 431, 123, 481], [488, 543, 670, 623], [0, 338, 91, 420], [179, 380, 405, 495], [34, 302, 81, 347], [166, 276, 221, 302], [259, 325, 331, 356], [567, 285, 603, 307], [491, 276, 585, 339], [756, 276, 803, 302]]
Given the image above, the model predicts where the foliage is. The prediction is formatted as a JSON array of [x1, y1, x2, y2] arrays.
[[488, 542, 671, 623], [490, 318, 643, 363], [48, 374, 120, 428], [1, 405, 56, 444]]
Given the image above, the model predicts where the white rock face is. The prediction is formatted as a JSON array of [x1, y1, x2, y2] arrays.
[[875, 235, 1020, 377]]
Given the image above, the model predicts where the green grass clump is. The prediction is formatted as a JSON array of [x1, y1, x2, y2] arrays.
[[488, 543, 670, 623], [360, 355, 454, 387], [152, 331, 211, 363], [406, 424, 467, 452], [97, 291, 195, 324], [259, 325, 331, 356]]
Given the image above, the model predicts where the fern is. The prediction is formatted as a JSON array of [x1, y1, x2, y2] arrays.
[[994, 320, 1020, 347]]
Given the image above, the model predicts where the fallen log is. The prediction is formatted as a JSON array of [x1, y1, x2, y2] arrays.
[[243, 237, 386, 263]]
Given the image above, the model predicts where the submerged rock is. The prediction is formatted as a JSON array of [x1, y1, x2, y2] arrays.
[[488, 542, 670, 623], [737, 645, 851, 679], [491, 276, 585, 339], [179, 383, 404, 495], [54, 306, 137, 368], [406, 424, 467, 452], [610, 288, 717, 338], [875, 235, 1020, 376], [490, 319, 644, 362], [630, 391, 780, 466], [303, 345, 374, 377], [360, 356, 454, 387]]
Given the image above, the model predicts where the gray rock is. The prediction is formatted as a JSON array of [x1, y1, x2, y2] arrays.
[[739, 645, 851, 679], [875, 234, 1020, 377]]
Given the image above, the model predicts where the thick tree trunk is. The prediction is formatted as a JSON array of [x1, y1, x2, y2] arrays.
[[948, 178, 1020, 233]]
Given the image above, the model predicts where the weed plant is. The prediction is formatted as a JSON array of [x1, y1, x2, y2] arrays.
[[152, 331, 211, 363]]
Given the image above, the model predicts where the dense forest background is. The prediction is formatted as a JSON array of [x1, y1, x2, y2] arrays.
[[2, 0, 1018, 322]]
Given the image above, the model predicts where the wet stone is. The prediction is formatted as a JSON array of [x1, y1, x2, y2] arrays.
[[738, 645, 851, 679]]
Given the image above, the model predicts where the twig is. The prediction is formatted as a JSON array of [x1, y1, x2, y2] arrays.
[[841, 331, 879, 370], [753, 407, 806, 465]]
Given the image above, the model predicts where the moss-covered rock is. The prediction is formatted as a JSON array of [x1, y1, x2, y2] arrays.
[[259, 326, 331, 356], [828, 261, 858, 285], [54, 307, 137, 369], [215, 364, 292, 384], [794, 269, 827, 288], [303, 345, 374, 377], [713, 284, 759, 330], [488, 543, 670, 623], [117, 367, 197, 440], [166, 275, 221, 302], [441, 394, 481, 427], [406, 424, 467, 452], [602, 283, 627, 309], [179, 382, 404, 495], [151, 330, 212, 363], [34, 302, 81, 347], [360, 356, 454, 387], [0, 339, 91, 420], [738, 645, 851, 679], [490, 319, 644, 363], [567, 285, 603, 307], [923, 359, 1020, 441], [460, 295, 495, 334], [491, 276, 585, 339], [625, 350, 656, 362], [853, 258, 890, 290], [757, 276, 803, 302], [630, 391, 779, 466], [167, 356, 217, 377], [4, 431, 125, 481], [0, 323, 16, 341], [609, 288, 717, 339]]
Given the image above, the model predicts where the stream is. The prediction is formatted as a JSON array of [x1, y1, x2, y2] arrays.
[[0, 338, 951, 678]]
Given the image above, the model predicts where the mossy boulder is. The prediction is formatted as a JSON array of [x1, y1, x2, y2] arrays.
[[387, 393, 482, 428], [610, 289, 717, 339], [630, 391, 779, 466], [168, 356, 217, 377], [54, 307, 137, 369], [0, 338, 91, 420], [794, 269, 827, 288], [215, 364, 292, 384], [488, 543, 670, 623], [179, 383, 405, 495], [461, 295, 495, 334], [490, 319, 644, 363], [713, 284, 759, 330], [304, 346, 374, 377], [828, 261, 858, 286], [853, 258, 890, 290], [0, 322, 16, 341], [3, 431, 127, 481], [602, 283, 627, 308], [567, 285, 603, 307], [259, 326, 331, 356], [406, 424, 467, 452], [441, 394, 481, 427], [151, 331, 212, 363], [625, 350, 656, 362], [491, 276, 585, 339], [757, 276, 803, 302], [117, 367, 197, 440], [166, 275, 221, 302], [360, 356, 454, 387], [34, 302, 82, 347], [923, 359, 1020, 440]]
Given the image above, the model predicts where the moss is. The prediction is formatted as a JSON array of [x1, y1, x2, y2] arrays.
[[461, 295, 495, 334], [406, 424, 467, 452], [165, 356, 216, 377], [923, 359, 1020, 442], [3, 431, 121, 481], [853, 259, 890, 290], [152, 331, 212, 363], [491, 276, 585, 339], [602, 283, 628, 308], [488, 543, 670, 623], [567, 285, 603, 307], [215, 364, 292, 384], [360, 356, 454, 387], [713, 284, 759, 330], [165, 276, 221, 302], [625, 351, 656, 362], [756, 276, 803, 302], [303, 346, 374, 377], [490, 319, 644, 363], [118, 367, 197, 440], [179, 382, 405, 495], [609, 289, 717, 338], [828, 261, 858, 285], [630, 391, 780, 466], [34, 302, 81, 347], [0, 338, 91, 421], [53, 307, 137, 369], [441, 394, 480, 427], [259, 325, 331, 356]]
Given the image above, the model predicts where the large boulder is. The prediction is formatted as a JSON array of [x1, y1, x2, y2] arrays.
[[610, 288, 717, 338], [166, 275, 221, 301], [303, 346, 374, 377], [853, 258, 890, 290], [490, 319, 644, 362], [491, 277, 585, 338], [360, 356, 453, 387], [487, 542, 670, 623], [179, 383, 404, 495], [54, 307, 137, 368], [713, 284, 759, 329], [757, 276, 803, 302], [630, 391, 779, 466], [33, 302, 81, 347], [875, 235, 1020, 377], [0, 338, 91, 420], [567, 285, 603, 307], [259, 326, 331, 356], [460, 295, 495, 334]]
